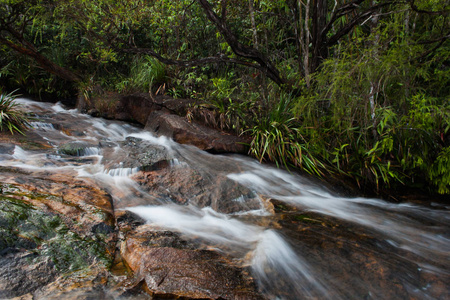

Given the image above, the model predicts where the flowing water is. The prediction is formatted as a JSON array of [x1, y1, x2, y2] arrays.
[[1, 99, 448, 299]]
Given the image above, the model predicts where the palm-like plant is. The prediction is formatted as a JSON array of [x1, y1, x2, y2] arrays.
[[0, 91, 30, 135]]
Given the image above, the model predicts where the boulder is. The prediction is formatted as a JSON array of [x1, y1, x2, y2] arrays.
[[132, 165, 263, 214], [117, 215, 262, 300], [118, 93, 164, 124], [119, 93, 195, 125], [145, 111, 249, 154], [78, 92, 250, 155], [57, 141, 99, 156], [102, 136, 172, 172]]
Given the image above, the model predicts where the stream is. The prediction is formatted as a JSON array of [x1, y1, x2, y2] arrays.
[[0, 99, 449, 299]]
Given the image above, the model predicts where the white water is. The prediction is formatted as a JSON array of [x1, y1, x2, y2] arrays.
[[228, 166, 450, 266], [1, 99, 448, 299]]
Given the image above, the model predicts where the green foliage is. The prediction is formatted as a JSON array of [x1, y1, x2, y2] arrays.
[[193, 74, 254, 134], [1, 0, 449, 196], [117, 55, 166, 93], [429, 147, 450, 194], [248, 92, 325, 176], [290, 8, 450, 194], [0, 91, 30, 135]]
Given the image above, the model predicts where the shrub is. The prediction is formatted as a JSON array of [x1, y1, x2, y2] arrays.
[[0, 91, 30, 135], [248, 93, 325, 176], [120, 55, 167, 93]]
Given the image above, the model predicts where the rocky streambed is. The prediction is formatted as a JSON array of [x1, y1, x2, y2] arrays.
[[0, 99, 448, 299]]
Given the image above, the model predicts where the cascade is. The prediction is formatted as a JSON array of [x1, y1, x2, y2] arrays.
[[0, 98, 448, 299]]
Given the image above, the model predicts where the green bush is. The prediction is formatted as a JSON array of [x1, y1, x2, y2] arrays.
[[0, 92, 30, 135], [247, 93, 325, 176], [118, 55, 167, 93]]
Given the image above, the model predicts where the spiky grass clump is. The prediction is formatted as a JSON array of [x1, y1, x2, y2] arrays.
[[248, 93, 325, 176], [0, 92, 30, 135]]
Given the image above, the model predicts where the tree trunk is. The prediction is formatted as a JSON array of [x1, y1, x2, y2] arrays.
[[311, 0, 328, 73], [368, 0, 380, 140], [248, 0, 258, 49], [303, 0, 311, 87]]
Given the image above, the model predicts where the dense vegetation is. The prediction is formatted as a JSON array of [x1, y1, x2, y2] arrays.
[[1, 0, 449, 195]]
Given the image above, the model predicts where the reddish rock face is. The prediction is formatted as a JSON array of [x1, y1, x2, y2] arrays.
[[119, 93, 164, 125], [0, 169, 115, 236], [118, 221, 262, 300], [116, 93, 195, 125]]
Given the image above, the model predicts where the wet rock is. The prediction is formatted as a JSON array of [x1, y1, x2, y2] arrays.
[[0, 252, 58, 299], [119, 225, 262, 300], [58, 141, 99, 156], [0, 130, 53, 151], [118, 94, 195, 125], [132, 165, 263, 214], [123, 137, 172, 168], [119, 93, 164, 124], [0, 170, 116, 298], [0, 143, 15, 155], [161, 97, 195, 116], [145, 110, 249, 154], [116, 210, 146, 231], [269, 209, 449, 300], [87, 108, 100, 117], [102, 136, 172, 171], [29, 269, 113, 300], [78, 92, 249, 155]]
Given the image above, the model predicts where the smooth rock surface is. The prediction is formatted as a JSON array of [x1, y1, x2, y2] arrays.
[[118, 217, 262, 300], [145, 110, 249, 153]]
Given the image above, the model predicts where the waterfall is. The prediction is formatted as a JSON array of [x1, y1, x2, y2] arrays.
[[1, 98, 448, 299]]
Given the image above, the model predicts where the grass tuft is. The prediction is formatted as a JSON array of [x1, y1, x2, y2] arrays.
[[0, 91, 30, 135]]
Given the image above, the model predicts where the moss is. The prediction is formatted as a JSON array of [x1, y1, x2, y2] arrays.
[[58, 141, 93, 156], [0, 184, 113, 273]]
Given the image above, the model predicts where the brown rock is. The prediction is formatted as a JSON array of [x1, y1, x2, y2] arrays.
[[0, 168, 117, 298], [162, 97, 195, 115], [119, 93, 163, 124], [0, 252, 58, 299], [131, 165, 262, 214], [120, 225, 262, 300], [145, 111, 249, 154]]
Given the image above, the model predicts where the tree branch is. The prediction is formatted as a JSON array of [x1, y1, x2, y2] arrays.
[[0, 25, 81, 83], [122, 47, 270, 73], [196, 0, 286, 86], [417, 32, 450, 60], [327, 1, 398, 48]]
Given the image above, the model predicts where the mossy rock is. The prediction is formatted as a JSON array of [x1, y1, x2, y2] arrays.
[[0, 188, 113, 273], [58, 141, 98, 156]]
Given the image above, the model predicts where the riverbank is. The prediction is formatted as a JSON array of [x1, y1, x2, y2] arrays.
[[73, 92, 449, 204]]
